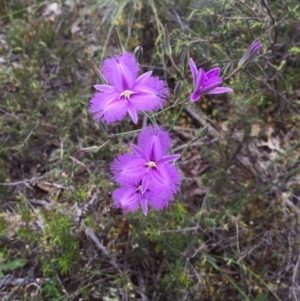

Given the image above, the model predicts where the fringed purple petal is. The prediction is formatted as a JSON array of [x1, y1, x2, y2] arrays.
[[100, 99, 129, 123], [164, 164, 181, 192], [111, 154, 146, 185], [133, 75, 169, 101], [113, 184, 175, 214], [131, 144, 146, 159], [134, 71, 152, 86], [89, 91, 125, 123], [89, 92, 119, 113], [148, 163, 181, 194], [102, 52, 139, 90], [93, 84, 115, 92], [159, 154, 180, 163], [150, 169, 170, 186], [132, 72, 169, 112], [146, 189, 174, 210], [128, 93, 165, 112], [146, 135, 164, 162], [138, 126, 172, 159], [112, 186, 140, 213]]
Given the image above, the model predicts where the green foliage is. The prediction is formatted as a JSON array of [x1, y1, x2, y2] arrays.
[[0, 214, 8, 236], [39, 210, 79, 276], [0, 257, 28, 278], [41, 279, 63, 301], [0, 0, 300, 300], [162, 260, 192, 290]]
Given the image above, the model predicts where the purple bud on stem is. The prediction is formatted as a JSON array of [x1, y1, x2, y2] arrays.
[[238, 41, 262, 68]]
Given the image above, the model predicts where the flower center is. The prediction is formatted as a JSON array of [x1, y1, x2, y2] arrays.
[[145, 161, 157, 172], [136, 185, 142, 192], [120, 90, 135, 100]]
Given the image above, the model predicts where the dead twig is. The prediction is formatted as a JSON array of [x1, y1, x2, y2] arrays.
[[85, 227, 122, 273]]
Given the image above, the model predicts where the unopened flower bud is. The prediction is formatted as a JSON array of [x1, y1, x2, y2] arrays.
[[178, 64, 185, 76], [195, 126, 209, 139], [181, 48, 190, 67], [238, 41, 262, 68], [80, 145, 101, 153], [88, 59, 107, 84], [222, 61, 233, 77], [134, 46, 143, 61], [80, 141, 110, 153], [174, 81, 184, 98], [98, 121, 109, 134], [163, 24, 172, 56]]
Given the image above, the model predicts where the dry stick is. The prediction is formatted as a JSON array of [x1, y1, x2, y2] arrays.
[[0, 172, 54, 186], [0, 276, 51, 288], [292, 253, 300, 300], [28, 199, 50, 206], [0, 276, 26, 288], [184, 105, 222, 139], [136, 269, 149, 301], [56, 273, 69, 297], [70, 156, 92, 176], [169, 55, 181, 75], [85, 228, 122, 273]]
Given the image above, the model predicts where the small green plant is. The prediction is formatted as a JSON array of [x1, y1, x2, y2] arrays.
[[41, 279, 63, 301], [0, 256, 28, 278], [39, 210, 79, 276]]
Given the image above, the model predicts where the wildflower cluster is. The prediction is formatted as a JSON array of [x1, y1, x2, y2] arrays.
[[111, 126, 181, 215], [87, 38, 261, 215]]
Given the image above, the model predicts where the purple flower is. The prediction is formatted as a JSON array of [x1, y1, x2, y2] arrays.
[[112, 126, 180, 193], [111, 126, 181, 215], [113, 184, 174, 216], [89, 52, 169, 124], [189, 58, 233, 102], [238, 41, 262, 68]]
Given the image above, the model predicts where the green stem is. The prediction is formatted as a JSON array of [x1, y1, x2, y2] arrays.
[[206, 257, 251, 301], [151, 104, 174, 117], [179, 138, 194, 157], [151, 97, 190, 118], [109, 128, 143, 137], [224, 66, 240, 80], [168, 104, 185, 131], [143, 111, 157, 126], [169, 55, 182, 76]]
